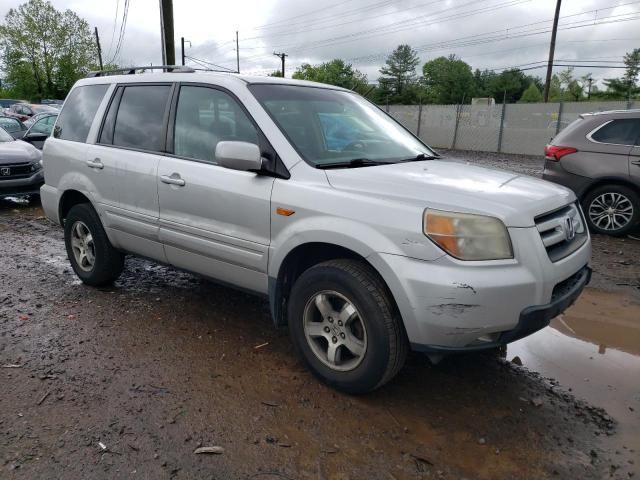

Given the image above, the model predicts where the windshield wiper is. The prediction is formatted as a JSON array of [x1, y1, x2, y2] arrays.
[[316, 158, 393, 169], [399, 153, 440, 162]]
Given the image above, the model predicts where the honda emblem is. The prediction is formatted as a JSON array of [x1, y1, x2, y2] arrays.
[[564, 216, 576, 241], [0, 167, 10, 176]]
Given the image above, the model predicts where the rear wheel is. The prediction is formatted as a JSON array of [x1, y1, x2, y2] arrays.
[[64, 203, 124, 286], [582, 185, 639, 236], [288, 259, 407, 394]]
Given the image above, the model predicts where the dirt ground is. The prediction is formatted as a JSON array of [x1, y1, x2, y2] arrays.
[[1, 153, 639, 479]]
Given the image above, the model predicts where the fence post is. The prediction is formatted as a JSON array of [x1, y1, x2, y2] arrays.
[[627, 100, 633, 110], [555, 102, 564, 136], [416, 103, 423, 138], [452, 104, 461, 149], [497, 101, 507, 153], [385, 101, 389, 113]]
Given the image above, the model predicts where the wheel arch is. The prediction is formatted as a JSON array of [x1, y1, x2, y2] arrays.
[[58, 189, 93, 224], [269, 242, 400, 328], [579, 176, 640, 202]]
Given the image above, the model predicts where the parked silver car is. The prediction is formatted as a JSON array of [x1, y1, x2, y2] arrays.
[[40, 68, 591, 393], [543, 110, 640, 236]]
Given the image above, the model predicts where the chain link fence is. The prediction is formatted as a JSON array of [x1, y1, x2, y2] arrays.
[[386, 100, 634, 156]]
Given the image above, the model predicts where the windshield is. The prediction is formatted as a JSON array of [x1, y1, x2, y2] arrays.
[[0, 117, 21, 133], [0, 127, 14, 142], [249, 84, 435, 167]]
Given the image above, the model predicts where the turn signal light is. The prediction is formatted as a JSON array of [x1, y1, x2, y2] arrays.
[[544, 145, 577, 161]]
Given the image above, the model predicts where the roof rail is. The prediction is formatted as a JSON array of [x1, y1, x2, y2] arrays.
[[86, 65, 196, 78]]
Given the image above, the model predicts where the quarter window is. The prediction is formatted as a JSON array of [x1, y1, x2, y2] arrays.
[[173, 86, 259, 163], [111, 85, 171, 152], [54, 84, 109, 142], [590, 119, 640, 145]]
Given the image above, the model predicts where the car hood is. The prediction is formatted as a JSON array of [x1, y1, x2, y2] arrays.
[[0, 140, 41, 165], [325, 159, 576, 227]]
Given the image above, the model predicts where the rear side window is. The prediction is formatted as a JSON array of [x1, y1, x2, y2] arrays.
[[111, 85, 171, 152], [590, 119, 640, 145], [54, 84, 108, 142]]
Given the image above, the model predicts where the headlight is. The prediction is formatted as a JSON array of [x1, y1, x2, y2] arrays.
[[423, 209, 513, 261]]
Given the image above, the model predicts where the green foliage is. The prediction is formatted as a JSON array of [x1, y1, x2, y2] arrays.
[[603, 48, 640, 100], [377, 44, 420, 103], [268, 70, 283, 77], [421, 55, 474, 104], [0, 0, 99, 101], [292, 59, 368, 92], [518, 83, 543, 103]]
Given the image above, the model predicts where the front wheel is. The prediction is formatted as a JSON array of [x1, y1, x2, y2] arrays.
[[582, 185, 639, 236], [64, 203, 124, 286], [288, 259, 407, 394]]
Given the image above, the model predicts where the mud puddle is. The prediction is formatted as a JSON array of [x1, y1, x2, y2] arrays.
[[509, 288, 640, 452]]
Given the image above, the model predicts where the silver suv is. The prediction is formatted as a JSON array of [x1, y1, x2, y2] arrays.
[[41, 68, 591, 393], [543, 110, 640, 236]]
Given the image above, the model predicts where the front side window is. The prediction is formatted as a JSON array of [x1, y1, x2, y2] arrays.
[[173, 85, 259, 163], [30, 116, 57, 135], [591, 119, 640, 145], [112, 85, 171, 152], [249, 84, 434, 167], [54, 84, 109, 142]]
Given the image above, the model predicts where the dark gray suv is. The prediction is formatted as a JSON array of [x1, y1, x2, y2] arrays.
[[543, 110, 640, 236]]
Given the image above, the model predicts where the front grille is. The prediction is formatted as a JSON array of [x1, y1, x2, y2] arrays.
[[0, 163, 34, 180], [535, 203, 588, 262]]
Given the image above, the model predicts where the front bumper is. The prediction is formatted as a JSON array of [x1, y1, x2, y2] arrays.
[[368, 225, 592, 351], [0, 169, 44, 197], [416, 266, 591, 352]]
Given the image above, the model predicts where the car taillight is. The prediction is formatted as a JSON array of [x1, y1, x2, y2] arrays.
[[544, 145, 577, 161]]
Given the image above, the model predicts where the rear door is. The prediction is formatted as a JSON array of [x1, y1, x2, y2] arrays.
[[157, 84, 274, 294], [91, 83, 173, 261]]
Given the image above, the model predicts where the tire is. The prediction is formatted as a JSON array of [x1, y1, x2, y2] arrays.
[[64, 203, 124, 286], [288, 259, 408, 394], [582, 185, 639, 237]]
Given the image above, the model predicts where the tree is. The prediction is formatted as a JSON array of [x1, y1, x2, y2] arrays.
[[603, 48, 640, 100], [518, 83, 543, 103], [292, 59, 367, 92], [378, 44, 420, 103], [268, 70, 283, 77], [421, 55, 474, 104], [485, 69, 532, 103], [0, 0, 98, 100]]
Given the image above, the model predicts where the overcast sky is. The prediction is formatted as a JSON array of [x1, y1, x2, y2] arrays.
[[1, 0, 639, 85]]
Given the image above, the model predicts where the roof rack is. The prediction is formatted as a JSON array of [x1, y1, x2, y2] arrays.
[[86, 65, 196, 78]]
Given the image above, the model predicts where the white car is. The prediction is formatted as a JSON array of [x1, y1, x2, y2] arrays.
[[40, 67, 591, 393]]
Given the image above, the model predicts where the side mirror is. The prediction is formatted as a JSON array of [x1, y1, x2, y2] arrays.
[[24, 133, 49, 142], [215, 141, 262, 172]]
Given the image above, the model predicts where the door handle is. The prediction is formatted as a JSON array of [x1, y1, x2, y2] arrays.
[[86, 158, 104, 169], [160, 173, 186, 186]]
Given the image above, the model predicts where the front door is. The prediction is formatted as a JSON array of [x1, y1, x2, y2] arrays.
[[158, 84, 274, 294]]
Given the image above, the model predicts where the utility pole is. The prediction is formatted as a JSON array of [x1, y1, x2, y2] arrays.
[[587, 76, 593, 100], [180, 37, 191, 66], [159, 0, 175, 66], [273, 52, 288, 77], [94, 27, 103, 70], [543, 0, 562, 102], [236, 31, 240, 73]]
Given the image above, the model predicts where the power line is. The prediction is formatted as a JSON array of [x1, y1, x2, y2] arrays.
[[107, 0, 130, 64], [184, 55, 237, 72], [104, 0, 120, 60], [241, 0, 529, 61], [251, 0, 360, 31]]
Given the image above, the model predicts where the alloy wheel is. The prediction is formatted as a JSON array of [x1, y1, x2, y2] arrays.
[[70, 220, 96, 272], [303, 291, 367, 372], [588, 192, 634, 231]]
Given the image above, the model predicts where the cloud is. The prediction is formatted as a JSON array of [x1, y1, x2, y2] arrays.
[[0, 0, 637, 83]]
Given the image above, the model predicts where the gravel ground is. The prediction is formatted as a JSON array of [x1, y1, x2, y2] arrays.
[[1, 155, 639, 479]]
